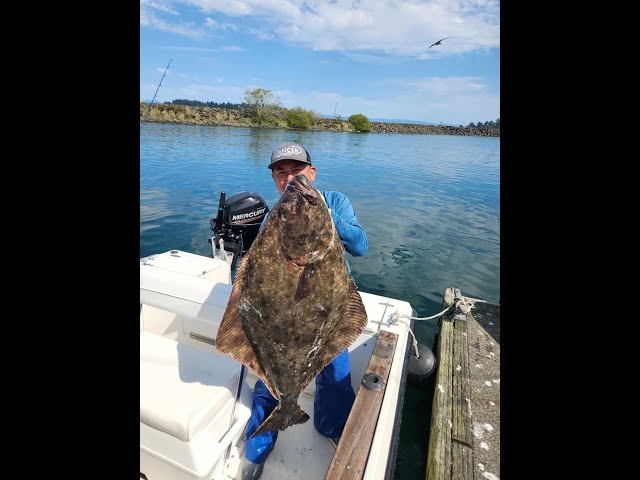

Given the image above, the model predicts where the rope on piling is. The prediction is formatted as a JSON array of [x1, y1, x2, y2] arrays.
[[402, 305, 452, 321], [393, 296, 473, 359]]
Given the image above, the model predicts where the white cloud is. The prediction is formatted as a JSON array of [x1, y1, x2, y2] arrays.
[[269, 75, 499, 125], [205, 17, 239, 31], [154, 45, 246, 52], [249, 28, 276, 40], [397, 76, 490, 95], [273, 0, 497, 55], [140, 0, 179, 16], [183, 0, 253, 15], [142, 1, 499, 55], [217, 45, 246, 52], [186, 0, 298, 16], [140, 8, 205, 39]]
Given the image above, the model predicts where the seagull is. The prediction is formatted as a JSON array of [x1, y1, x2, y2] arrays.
[[428, 37, 450, 49]]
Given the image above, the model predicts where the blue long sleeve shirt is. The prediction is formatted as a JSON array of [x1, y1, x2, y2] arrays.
[[319, 190, 368, 273]]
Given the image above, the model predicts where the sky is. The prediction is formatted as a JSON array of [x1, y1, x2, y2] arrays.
[[140, 0, 499, 126]]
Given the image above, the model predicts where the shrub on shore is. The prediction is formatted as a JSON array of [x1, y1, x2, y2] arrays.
[[348, 113, 372, 132], [286, 107, 323, 129]]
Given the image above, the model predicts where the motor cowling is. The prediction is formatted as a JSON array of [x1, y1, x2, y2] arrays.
[[210, 191, 269, 268], [221, 191, 269, 253]]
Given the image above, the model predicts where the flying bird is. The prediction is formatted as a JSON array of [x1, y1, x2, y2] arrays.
[[428, 37, 450, 49]]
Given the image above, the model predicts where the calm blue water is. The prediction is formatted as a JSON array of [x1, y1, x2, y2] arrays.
[[140, 122, 500, 478]]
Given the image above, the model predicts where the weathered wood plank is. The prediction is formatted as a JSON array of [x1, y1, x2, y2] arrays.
[[452, 315, 472, 448], [426, 288, 455, 480], [451, 443, 473, 479], [325, 330, 398, 480], [452, 313, 473, 480]]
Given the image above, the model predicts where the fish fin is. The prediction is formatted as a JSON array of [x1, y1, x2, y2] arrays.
[[318, 277, 369, 367], [250, 402, 310, 439], [216, 256, 274, 394], [295, 264, 318, 302]]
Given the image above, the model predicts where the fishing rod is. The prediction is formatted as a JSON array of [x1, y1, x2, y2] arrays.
[[221, 363, 246, 474], [140, 59, 172, 129]]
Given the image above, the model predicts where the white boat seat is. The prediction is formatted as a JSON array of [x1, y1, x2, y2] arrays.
[[140, 264, 232, 325], [140, 331, 241, 441]]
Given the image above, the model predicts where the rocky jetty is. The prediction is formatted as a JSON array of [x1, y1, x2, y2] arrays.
[[140, 103, 499, 137], [371, 121, 498, 137]]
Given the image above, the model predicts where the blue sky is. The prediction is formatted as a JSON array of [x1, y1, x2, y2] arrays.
[[140, 1, 499, 126]]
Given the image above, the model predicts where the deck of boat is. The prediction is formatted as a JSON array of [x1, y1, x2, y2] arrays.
[[223, 377, 337, 480]]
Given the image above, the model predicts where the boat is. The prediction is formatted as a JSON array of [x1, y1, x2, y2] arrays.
[[139, 191, 432, 480]]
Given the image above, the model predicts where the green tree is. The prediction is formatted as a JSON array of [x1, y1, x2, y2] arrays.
[[244, 88, 282, 125], [348, 113, 371, 132]]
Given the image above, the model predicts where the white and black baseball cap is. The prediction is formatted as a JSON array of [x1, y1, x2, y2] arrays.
[[268, 142, 312, 169]]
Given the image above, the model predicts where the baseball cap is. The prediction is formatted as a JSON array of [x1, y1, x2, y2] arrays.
[[268, 142, 312, 169]]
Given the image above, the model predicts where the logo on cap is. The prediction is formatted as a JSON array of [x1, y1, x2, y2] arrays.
[[274, 146, 303, 159]]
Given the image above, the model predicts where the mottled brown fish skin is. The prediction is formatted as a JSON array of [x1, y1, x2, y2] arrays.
[[216, 173, 368, 438]]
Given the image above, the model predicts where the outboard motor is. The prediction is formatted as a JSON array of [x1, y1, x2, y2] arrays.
[[209, 191, 269, 270]]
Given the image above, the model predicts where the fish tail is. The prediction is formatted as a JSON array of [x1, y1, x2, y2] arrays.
[[249, 401, 310, 439]]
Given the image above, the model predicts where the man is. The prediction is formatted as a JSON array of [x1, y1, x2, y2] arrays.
[[241, 141, 368, 480]]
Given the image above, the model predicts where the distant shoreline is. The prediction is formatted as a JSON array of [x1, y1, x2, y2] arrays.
[[140, 103, 500, 138]]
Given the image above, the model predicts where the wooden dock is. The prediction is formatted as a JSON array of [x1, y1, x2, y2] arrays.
[[426, 288, 500, 480]]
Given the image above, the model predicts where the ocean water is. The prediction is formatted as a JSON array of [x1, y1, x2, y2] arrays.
[[140, 122, 500, 479]]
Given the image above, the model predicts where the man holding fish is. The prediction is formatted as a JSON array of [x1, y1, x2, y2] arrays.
[[216, 141, 368, 480]]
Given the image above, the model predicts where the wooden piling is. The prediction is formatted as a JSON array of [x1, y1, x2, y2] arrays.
[[426, 288, 475, 480]]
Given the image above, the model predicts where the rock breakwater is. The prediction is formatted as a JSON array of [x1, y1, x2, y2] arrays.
[[140, 103, 499, 137]]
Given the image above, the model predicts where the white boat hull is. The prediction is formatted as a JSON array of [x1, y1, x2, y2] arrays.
[[140, 250, 415, 480]]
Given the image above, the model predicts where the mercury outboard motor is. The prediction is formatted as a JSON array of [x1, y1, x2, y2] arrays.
[[209, 191, 269, 270]]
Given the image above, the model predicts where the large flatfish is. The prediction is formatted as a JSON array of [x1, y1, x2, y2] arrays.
[[216, 173, 368, 438]]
